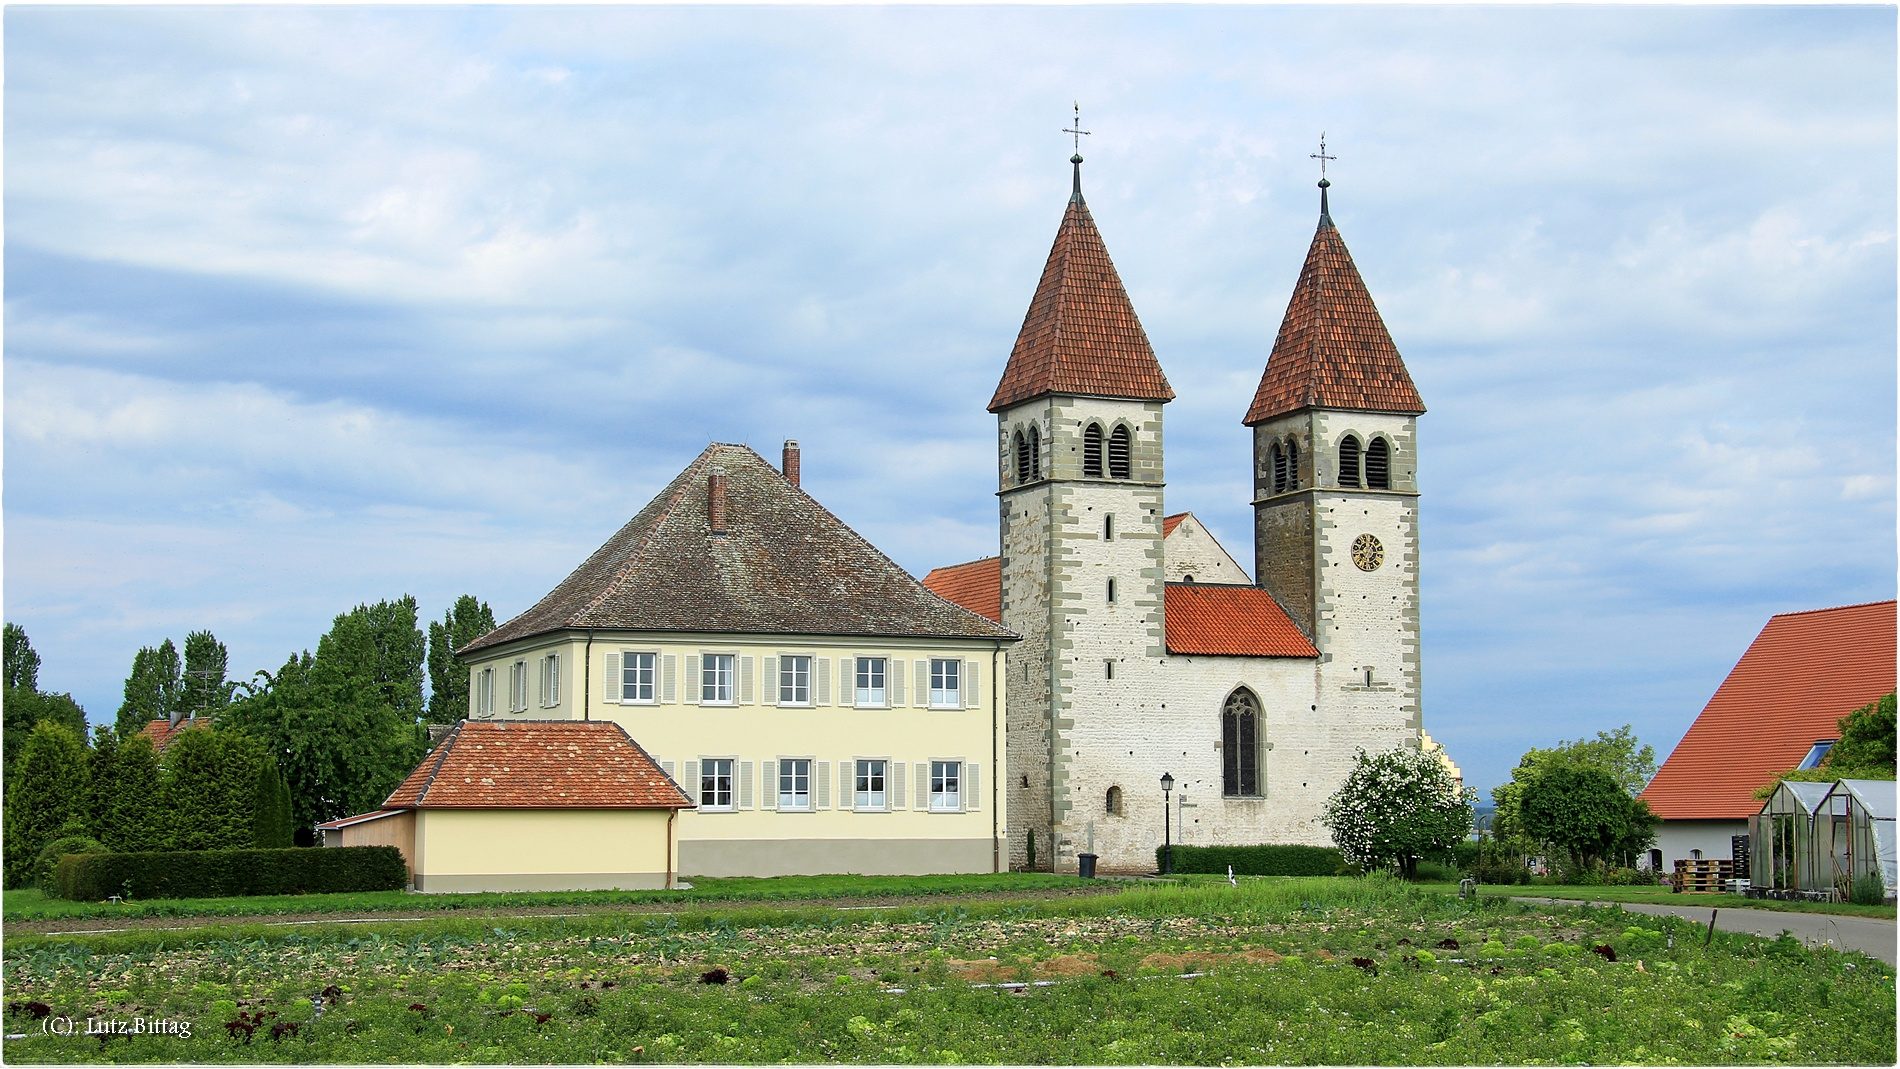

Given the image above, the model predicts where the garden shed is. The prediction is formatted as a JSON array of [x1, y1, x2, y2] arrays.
[[1819, 778, 1895, 903], [1749, 780, 1833, 894]]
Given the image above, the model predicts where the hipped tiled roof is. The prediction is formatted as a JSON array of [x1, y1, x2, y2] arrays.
[[1640, 600, 1897, 821], [923, 557, 1002, 624], [1163, 583, 1319, 658], [464, 443, 1015, 653], [1244, 206, 1424, 425], [383, 720, 694, 810], [989, 173, 1174, 411]]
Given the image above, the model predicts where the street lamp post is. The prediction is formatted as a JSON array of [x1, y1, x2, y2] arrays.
[[1160, 772, 1175, 876]]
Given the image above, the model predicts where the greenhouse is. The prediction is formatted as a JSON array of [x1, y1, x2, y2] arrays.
[[1749, 780, 1834, 895], [1819, 778, 1895, 904]]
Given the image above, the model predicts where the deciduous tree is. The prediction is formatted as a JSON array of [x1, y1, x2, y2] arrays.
[[3, 625, 89, 792], [1519, 763, 1660, 869], [180, 630, 234, 720], [427, 595, 496, 723], [116, 639, 182, 740], [1322, 746, 1476, 879], [1492, 725, 1658, 848], [1826, 692, 1895, 776]]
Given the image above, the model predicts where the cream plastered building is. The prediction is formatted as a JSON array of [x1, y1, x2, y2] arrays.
[[926, 162, 1442, 874], [458, 441, 1017, 878]]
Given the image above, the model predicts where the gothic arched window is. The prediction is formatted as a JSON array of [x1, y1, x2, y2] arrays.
[[1222, 688, 1261, 797], [1028, 425, 1042, 480], [1084, 423, 1105, 478], [1106, 785, 1123, 817], [1365, 437, 1390, 490], [1286, 440, 1300, 489], [1338, 435, 1362, 488], [1108, 425, 1132, 480], [1271, 442, 1287, 494], [1013, 431, 1029, 483]]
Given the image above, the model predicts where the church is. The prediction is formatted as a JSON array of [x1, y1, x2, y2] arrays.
[[924, 153, 1434, 874]]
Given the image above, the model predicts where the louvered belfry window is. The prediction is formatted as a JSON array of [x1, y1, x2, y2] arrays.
[[1222, 689, 1261, 797], [1365, 437, 1390, 490], [1338, 435, 1362, 488], [1271, 442, 1287, 493], [1084, 423, 1105, 477], [1108, 426, 1132, 479], [1013, 431, 1029, 483], [1286, 440, 1300, 489], [1028, 425, 1042, 480]]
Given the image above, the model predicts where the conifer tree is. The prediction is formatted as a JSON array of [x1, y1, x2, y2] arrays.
[[159, 727, 266, 851], [3, 720, 90, 887], [250, 757, 295, 848], [3, 624, 87, 789], [427, 595, 496, 723], [88, 727, 164, 852], [116, 639, 182, 739]]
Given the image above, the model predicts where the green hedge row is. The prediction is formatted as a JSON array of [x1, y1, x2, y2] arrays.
[[1154, 843, 1347, 876], [54, 846, 408, 901]]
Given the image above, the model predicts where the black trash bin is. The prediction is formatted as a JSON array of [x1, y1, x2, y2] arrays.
[[1077, 853, 1098, 879]]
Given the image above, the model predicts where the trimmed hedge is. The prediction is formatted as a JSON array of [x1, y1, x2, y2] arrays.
[[54, 846, 408, 901], [1154, 843, 1346, 876]]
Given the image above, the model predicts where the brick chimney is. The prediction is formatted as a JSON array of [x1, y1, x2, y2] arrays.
[[782, 439, 801, 487], [708, 465, 727, 533]]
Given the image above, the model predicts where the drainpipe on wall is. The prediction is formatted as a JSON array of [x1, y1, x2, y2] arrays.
[[583, 630, 594, 721], [992, 640, 1001, 874], [666, 808, 677, 890]]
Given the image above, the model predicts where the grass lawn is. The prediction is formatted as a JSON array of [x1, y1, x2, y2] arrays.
[[3, 875, 1891, 1064], [2, 873, 1098, 924], [1423, 882, 1898, 920]]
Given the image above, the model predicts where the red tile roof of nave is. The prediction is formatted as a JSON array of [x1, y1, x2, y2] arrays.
[[988, 178, 1174, 412], [1163, 584, 1319, 658], [923, 557, 1003, 624], [383, 720, 695, 811], [1639, 601, 1897, 821], [1244, 208, 1425, 425], [1162, 513, 1188, 537]]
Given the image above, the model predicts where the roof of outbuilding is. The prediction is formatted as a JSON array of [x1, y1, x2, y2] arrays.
[[922, 557, 1003, 624], [1640, 600, 1897, 821], [988, 170, 1174, 412], [383, 720, 694, 810], [1163, 583, 1319, 658], [462, 443, 1015, 653], [1244, 203, 1424, 425]]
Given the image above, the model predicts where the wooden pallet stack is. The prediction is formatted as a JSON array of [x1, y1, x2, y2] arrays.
[[1672, 858, 1734, 893]]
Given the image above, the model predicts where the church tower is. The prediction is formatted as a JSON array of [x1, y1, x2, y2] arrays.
[[1246, 175, 1427, 753], [991, 152, 1174, 871]]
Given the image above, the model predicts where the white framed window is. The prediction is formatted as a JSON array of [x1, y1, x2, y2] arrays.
[[930, 760, 962, 811], [855, 759, 887, 810], [856, 656, 887, 707], [700, 758, 735, 809], [509, 660, 528, 713], [622, 652, 656, 703], [778, 758, 812, 810], [701, 653, 735, 704], [779, 655, 811, 705], [929, 658, 961, 709], [474, 667, 494, 718], [539, 652, 561, 708]]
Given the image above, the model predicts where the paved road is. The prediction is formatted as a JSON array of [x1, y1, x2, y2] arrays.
[[1514, 897, 1896, 966]]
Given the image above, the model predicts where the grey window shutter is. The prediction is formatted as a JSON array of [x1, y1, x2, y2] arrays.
[[603, 653, 621, 703], [761, 759, 777, 810], [915, 660, 930, 708], [965, 660, 980, 707], [738, 655, 755, 704], [685, 655, 700, 705], [684, 760, 700, 800], [814, 656, 830, 705], [915, 763, 931, 810], [890, 760, 906, 810], [838, 760, 855, 811], [662, 654, 677, 703], [890, 659, 905, 706], [965, 763, 980, 811], [661, 759, 676, 783], [815, 759, 830, 810], [763, 656, 779, 703], [738, 760, 754, 809]]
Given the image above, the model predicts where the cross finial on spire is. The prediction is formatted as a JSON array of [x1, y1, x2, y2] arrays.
[[1063, 102, 1091, 155], [1310, 132, 1337, 221]]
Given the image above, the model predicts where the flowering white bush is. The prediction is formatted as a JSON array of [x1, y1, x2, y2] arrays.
[[1322, 746, 1476, 878]]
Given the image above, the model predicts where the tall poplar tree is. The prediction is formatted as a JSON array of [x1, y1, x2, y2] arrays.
[[4, 624, 89, 790], [116, 639, 183, 739], [180, 630, 233, 720], [427, 595, 497, 723]]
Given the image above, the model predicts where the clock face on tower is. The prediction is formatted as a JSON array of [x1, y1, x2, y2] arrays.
[[1352, 534, 1385, 572]]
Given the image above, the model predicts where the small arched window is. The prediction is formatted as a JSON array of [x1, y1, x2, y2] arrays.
[[1286, 440, 1300, 489], [1365, 437, 1390, 490], [1013, 431, 1029, 483], [1108, 425, 1132, 479], [1106, 577, 1117, 604], [1083, 423, 1105, 478], [1028, 425, 1042, 480], [1338, 435, 1362, 488], [1106, 785, 1123, 816], [1104, 514, 1114, 540], [1270, 442, 1286, 493], [1222, 688, 1261, 797]]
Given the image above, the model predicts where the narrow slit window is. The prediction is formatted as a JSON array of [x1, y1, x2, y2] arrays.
[[1104, 514, 1114, 540], [1338, 435, 1362, 488], [1365, 438, 1390, 489], [1108, 426, 1132, 479], [1107, 577, 1117, 604], [1105, 659, 1115, 680], [1084, 423, 1104, 478]]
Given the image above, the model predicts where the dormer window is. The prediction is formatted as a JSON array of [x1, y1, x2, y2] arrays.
[[1366, 437, 1390, 490], [1798, 741, 1835, 770], [1108, 425, 1131, 479], [1084, 423, 1105, 478], [1339, 435, 1362, 488]]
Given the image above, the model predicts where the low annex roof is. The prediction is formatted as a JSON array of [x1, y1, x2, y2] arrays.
[[922, 557, 1002, 624], [383, 720, 694, 810], [463, 443, 1015, 653], [315, 810, 405, 832], [1640, 600, 1897, 821], [1163, 584, 1318, 658]]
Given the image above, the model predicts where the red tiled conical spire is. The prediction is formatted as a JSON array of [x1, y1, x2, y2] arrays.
[[1243, 186, 1423, 425], [989, 158, 1174, 412]]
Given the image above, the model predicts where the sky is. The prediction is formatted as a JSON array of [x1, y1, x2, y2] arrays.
[[5, 5, 1894, 800]]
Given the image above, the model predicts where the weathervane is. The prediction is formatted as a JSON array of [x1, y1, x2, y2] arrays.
[[1063, 102, 1091, 156], [1310, 133, 1337, 180]]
